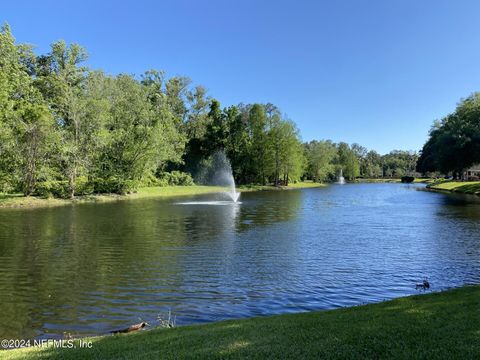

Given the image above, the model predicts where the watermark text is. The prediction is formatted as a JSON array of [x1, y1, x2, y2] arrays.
[[1, 338, 93, 349]]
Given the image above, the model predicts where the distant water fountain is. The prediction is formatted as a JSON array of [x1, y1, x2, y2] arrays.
[[337, 169, 346, 184], [178, 151, 240, 205], [206, 151, 240, 203]]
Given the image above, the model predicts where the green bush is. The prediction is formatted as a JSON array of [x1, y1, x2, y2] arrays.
[[141, 172, 159, 187], [121, 179, 140, 194], [35, 176, 96, 198], [91, 177, 140, 195], [0, 179, 15, 194], [157, 171, 194, 186], [154, 177, 170, 187], [91, 177, 112, 194], [35, 180, 69, 198], [35, 172, 192, 198], [76, 176, 94, 195]]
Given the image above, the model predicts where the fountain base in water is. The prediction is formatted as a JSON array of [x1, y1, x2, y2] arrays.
[[176, 200, 241, 206], [177, 188, 241, 206], [337, 169, 346, 184], [195, 150, 241, 203], [227, 190, 240, 203]]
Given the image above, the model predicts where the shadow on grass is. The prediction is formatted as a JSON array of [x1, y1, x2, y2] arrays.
[[452, 183, 480, 195], [6, 286, 480, 360]]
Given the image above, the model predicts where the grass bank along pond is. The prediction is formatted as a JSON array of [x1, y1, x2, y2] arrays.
[[5, 286, 480, 359], [0, 182, 324, 209], [1, 183, 480, 341], [427, 180, 480, 195]]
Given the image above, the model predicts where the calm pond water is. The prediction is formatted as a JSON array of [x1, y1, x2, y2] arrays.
[[1, 183, 480, 339]]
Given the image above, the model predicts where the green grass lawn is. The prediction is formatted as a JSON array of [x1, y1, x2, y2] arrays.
[[238, 181, 325, 191], [133, 185, 226, 197], [287, 181, 325, 188], [0, 182, 325, 209], [355, 178, 433, 184], [0, 186, 226, 209], [428, 180, 480, 194], [355, 178, 401, 183], [0, 193, 70, 208], [4, 286, 479, 359]]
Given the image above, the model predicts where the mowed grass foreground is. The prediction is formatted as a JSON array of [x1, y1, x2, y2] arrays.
[[5, 286, 480, 359]]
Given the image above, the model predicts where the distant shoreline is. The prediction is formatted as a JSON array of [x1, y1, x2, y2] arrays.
[[1, 179, 447, 210], [0, 182, 325, 210], [354, 178, 432, 184]]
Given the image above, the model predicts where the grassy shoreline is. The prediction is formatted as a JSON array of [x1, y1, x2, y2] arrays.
[[354, 178, 432, 184], [427, 180, 480, 195], [0, 182, 325, 209], [4, 285, 479, 359]]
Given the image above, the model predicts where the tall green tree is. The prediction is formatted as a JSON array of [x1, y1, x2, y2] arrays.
[[305, 140, 337, 182], [364, 150, 383, 178], [34, 40, 91, 197], [225, 105, 251, 184], [337, 142, 360, 180], [0, 24, 21, 191], [276, 120, 305, 185], [248, 104, 272, 185], [205, 99, 228, 153], [0, 24, 56, 195], [417, 93, 480, 177], [97, 74, 184, 193]]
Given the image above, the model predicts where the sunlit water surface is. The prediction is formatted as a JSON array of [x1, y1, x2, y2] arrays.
[[1, 183, 480, 339]]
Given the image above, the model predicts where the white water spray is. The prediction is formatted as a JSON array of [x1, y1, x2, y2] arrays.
[[337, 168, 346, 185], [193, 150, 240, 203], [227, 173, 240, 202]]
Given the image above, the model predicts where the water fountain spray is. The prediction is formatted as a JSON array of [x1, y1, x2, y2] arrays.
[[195, 150, 240, 203], [337, 168, 346, 184]]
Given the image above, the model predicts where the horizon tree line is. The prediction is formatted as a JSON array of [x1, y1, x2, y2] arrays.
[[1, 24, 423, 198]]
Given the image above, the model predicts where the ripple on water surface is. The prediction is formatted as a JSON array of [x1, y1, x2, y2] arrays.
[[0, 183, 480, 339]]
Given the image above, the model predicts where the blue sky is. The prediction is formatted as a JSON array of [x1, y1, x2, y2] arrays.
[[2, 0, 480, 154]]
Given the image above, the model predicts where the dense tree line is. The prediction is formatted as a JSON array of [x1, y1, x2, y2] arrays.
[[304, 141, 418, 182], [0, 25, 420, 198], [184, 100, 305, 186], [417, 93, 480, 178], [0, 25, 189, 197], [0, 25, 307, 196]]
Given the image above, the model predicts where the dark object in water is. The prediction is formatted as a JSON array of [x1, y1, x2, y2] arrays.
[[415, 279, 430, 290], [111, 322, 149, 334], [401, 176, 415, 183]]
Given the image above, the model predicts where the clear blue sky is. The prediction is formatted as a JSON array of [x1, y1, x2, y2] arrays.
[[3, 0, 480, 154]]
